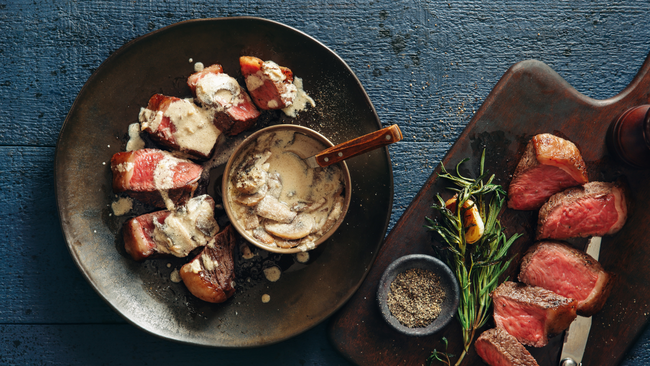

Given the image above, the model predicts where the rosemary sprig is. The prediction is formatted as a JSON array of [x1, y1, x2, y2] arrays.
[[425, 150, 522, 366]]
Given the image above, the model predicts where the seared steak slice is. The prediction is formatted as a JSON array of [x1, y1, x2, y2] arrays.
[[519, 241, 613, 316], [123, 210, 171, 261], [491, 281, 577, 347], [111, 149, 203, 209], [508, 134, 588, 210], [122, 195, 219, 260], [537, 181, 629, 240], [240, 56, 297, 110], [187, 64, 260, 135], [180, 225, 237, 303], [475, 328, 539, 366], [139, 94, 221, 160]]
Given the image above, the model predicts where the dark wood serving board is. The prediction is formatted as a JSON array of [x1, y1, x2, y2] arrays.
[[329, 55, 650, 366]]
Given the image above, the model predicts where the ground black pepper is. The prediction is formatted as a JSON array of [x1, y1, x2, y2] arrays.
[[386, 268, 446, 328]]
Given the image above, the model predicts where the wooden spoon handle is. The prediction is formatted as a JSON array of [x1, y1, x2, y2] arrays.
[[315, 124, 403, 167]]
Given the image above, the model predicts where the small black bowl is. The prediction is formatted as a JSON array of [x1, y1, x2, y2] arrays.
[[377, 254, 460, 336]]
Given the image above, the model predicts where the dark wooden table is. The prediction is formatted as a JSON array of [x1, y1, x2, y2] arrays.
[[2, 1, 650, 365]]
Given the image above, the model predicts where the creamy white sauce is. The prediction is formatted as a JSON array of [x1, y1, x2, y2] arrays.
[[263, 61, 286, 82], [295, 252, 310, 263], [188, 258, 202, 274], [228, 130, 345, 250], [164, 99, 219, 156], [246, 74, 264, 91], [139, 99, 220, 157], [114, 162, 134, 173], [282, 77, 315, 117], [139, 108, 163, 132], [195, 73, 244, 110], [263, 266, 281, 282], [126, 123, 145, 151], [152, 195, 219, 258], [170, 269, 182, 283], [153, 155, 180, 191], [111, 197, 133, 216], [201, 252, 219, 272]]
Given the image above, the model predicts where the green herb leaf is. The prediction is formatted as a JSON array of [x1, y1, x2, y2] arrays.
[[425, 150, 521, 366]]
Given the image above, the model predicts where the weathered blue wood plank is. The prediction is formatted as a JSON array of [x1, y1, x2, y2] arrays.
[[2, 0, 649, 149], [2, 0, 650, 364], [0, 321, 353, 366], [0, 146, 122, 324]]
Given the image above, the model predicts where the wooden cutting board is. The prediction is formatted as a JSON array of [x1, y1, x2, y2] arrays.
[[329, 55, 650, 366]]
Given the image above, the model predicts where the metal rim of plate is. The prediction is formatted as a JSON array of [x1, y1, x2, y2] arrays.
[[54, 17, 394, 347]]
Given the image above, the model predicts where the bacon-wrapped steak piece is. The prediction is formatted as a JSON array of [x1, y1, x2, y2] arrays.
[[138, 94, 221, 160], [123, 195, 219, 260], [187, 64, 260, 136], [537, 180, 629, 240], [180, 225, 237, 303], [240, 56, 297, 110], [508, 134, 588, 210], [111, 148, 203, 208], [519, 241, 613, 316]]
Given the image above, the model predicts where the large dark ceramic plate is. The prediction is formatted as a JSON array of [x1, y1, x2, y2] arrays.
[[54, 17, 393, 347]]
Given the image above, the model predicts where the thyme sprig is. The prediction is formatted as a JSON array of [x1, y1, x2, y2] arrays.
[[425, 150, 522, 366]]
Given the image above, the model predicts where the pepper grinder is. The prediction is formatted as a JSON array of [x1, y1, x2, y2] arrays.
[[607, 104, 650, 168]]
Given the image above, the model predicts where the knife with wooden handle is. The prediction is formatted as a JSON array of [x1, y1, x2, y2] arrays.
[[559, 236, 602, 366]]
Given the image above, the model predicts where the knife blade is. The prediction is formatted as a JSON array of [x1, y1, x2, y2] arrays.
[[559, 236, 602, 366]]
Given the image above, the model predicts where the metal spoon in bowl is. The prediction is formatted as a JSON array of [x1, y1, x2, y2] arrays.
[[298, 124, 403, 168]]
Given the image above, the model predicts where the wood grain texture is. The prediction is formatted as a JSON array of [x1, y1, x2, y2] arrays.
[[329, 57, 650, 365], [0, 322, 350, 366], [0, 147, 122, 324], [2, 0, 650, 364]]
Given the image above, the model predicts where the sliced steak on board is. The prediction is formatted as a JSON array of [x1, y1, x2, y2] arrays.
[[537, 180, 629, 240], [475, 328, 539, 366], [508, 134, 588, 210], [180, 225, 237, 303], [491, 281, 577, 347], [111, 148, 203, 209], [519, 241, 613, 316]]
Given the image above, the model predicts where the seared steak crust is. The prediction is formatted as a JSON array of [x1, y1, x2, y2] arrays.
[[537, 181, 629, 240], [240, 56, 297, 110], [475, 328, 539, 366], [180, 225, 237, 303], [508, 134, 588, 210], [519, 241, 613, 316], [491, 281, 577, 347]]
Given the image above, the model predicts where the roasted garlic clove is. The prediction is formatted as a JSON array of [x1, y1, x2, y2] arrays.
[[445, 195, 485, 244]]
